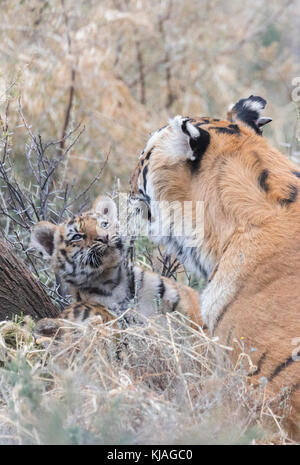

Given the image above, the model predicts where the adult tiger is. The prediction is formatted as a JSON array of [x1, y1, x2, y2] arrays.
[[130, 96, 300, 438]]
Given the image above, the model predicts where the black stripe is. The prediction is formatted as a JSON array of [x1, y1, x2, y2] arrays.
[[292, 170, 300, 179], [60, 249, 75, 266], [140, 148, 153, 167], [81, 287, 112, 297], [158, 279, 166, 299], [181, 119, 190, 135], [116, 238, 124, 250], [129, 269, 135, 299], [82, 307, 91, 320], [180, 119, 210, 174], [279, 184, 298, 206], [195, 119, 210, 126], [138, 189, 151, 206], [145, 148, 153, 161], [187, 128, 211, 174], [190, 247, 208, 280], [211, 124, 240, 135], [139, 271, 144, 289], [142, 164, 148, 194], [73, 305, 81, 318], [171, 294, 180, 312], [248, 351, 267, 377], [213, 304, 229, 334], [72, 249, 82, 260], [269, 353, 299, 381], [258, 169, 269, 192]]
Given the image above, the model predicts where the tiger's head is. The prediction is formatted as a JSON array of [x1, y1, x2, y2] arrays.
[[31, 196, 124, 288], [131, 95, 273, 208], [130, 95, 299, 278]]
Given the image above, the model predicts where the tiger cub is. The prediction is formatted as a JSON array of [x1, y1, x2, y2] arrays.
[[31, 196, 202, 328]]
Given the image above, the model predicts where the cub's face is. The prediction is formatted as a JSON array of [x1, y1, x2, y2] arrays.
[[31, 196, 123, 287]]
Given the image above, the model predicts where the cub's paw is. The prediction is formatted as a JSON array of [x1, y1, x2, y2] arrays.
[[35, 318, 62, 337], [33, 318, 64, 347]]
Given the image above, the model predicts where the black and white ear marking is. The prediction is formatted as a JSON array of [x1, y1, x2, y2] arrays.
[[92, 196, 118, 223], [227, 95, 272, 135], [30, 221, 57, 258], [167, 115, 210, 166]]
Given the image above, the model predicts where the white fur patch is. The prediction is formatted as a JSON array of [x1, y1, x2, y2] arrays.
[[142, 128, 168, 157], [200, 278, 236, 334], [93, 196, 118, 223], [161, 115, 201, 162], [242, 99, 264, 113]]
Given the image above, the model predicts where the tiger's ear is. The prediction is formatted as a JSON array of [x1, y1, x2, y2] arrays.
[[166, 115, 210, 161], [30, 221, 57, 258], [227, 95, 272, 135], [92, 196, 118, 222], [257, 117, 272, 128]]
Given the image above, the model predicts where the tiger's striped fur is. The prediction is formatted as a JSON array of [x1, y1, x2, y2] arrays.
[[34, 301, 116, 339], [130, 96, 300, 438], [31, 196, 202, 328]]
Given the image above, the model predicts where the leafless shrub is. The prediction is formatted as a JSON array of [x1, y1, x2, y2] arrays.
[[0, 101, 108, 309]]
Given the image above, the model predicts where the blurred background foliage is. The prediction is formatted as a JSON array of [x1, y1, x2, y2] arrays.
[[0, 1, 300, 444], [1, 0, 300, 193]]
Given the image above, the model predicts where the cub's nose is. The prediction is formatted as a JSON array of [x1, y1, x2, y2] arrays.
[[97, 234, 109, 243]]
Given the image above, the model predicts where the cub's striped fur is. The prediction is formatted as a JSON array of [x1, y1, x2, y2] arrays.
[[35, 302, 116, 339], [131, 95, 300, 439], [31, 196, 202, 328]]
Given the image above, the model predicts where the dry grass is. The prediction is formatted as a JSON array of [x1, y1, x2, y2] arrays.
[[0, 311, 297, 445]]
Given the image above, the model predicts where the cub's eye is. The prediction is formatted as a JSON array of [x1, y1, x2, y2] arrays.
[[101, 221, 109, 229], [71, 234, 83, 241]]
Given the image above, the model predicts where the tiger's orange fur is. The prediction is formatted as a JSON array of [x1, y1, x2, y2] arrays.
[[131, 98, 300, 438]]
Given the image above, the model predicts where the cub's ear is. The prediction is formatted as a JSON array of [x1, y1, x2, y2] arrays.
[[92, 196, 118, 222], [227, 95, 272, 135], [166, 115, 210, 162], [30, 221, 57, 258]]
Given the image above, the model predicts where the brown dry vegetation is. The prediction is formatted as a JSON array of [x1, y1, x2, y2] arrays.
[[0, 0, 300, 445], [0, 312, 297, 445], [1, 0, 300, 189]]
